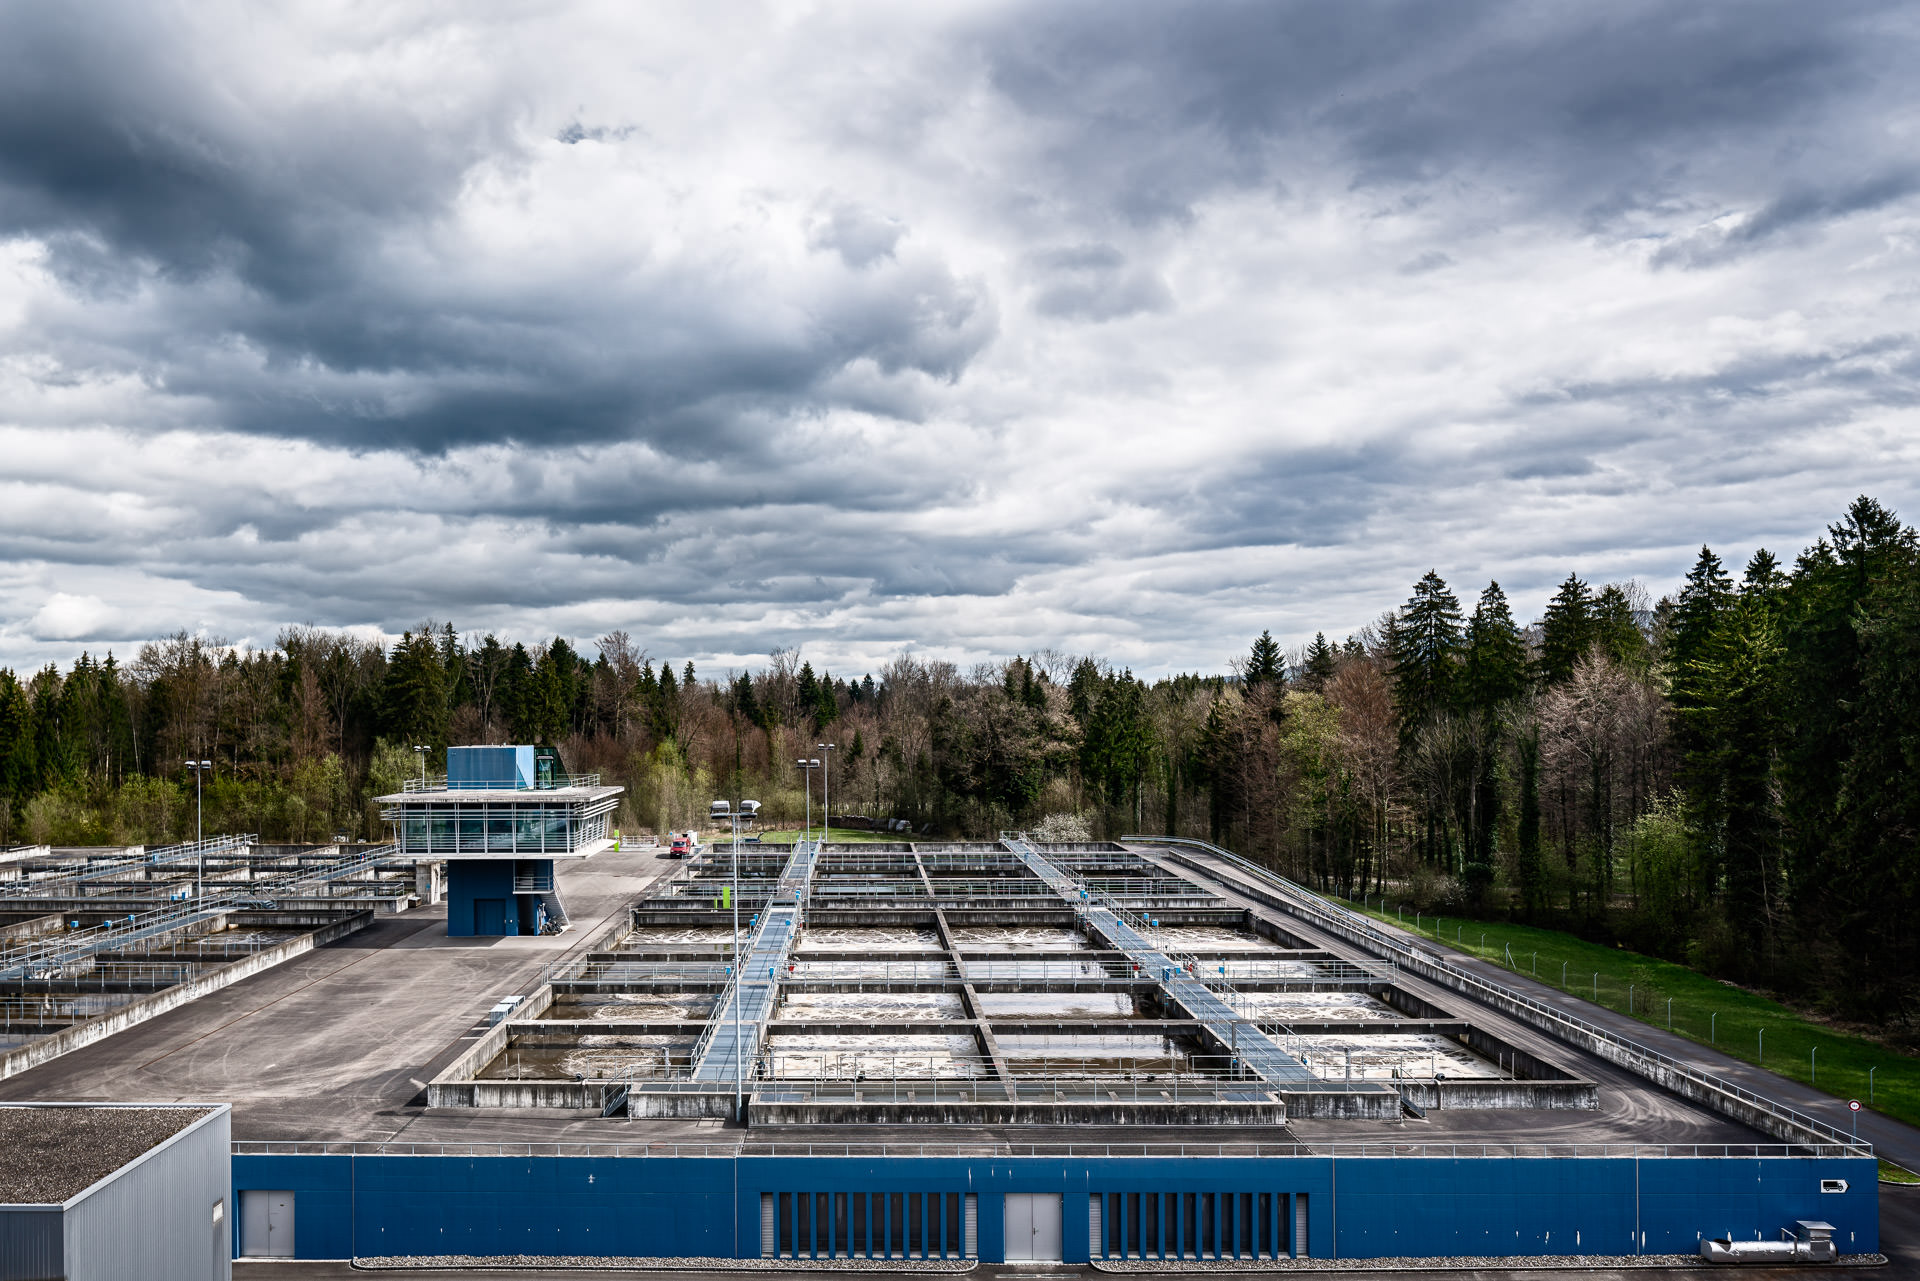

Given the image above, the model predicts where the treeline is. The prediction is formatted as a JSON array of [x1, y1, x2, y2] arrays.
[[0, 497, 1915, 1016]]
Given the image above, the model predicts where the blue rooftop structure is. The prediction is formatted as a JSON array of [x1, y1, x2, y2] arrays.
[[378, 745, 623, 937]]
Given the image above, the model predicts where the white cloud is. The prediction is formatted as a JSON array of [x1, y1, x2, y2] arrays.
[[27, 593, 120, 641]]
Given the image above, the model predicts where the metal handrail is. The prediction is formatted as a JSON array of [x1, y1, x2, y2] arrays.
[[401, 773, 602, 792], [229, 1139, 1871, 1160], [1129, 835, 1874, 1156]]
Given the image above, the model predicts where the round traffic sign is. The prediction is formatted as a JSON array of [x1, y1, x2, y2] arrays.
[[1849, 1099, 1862, 1112]]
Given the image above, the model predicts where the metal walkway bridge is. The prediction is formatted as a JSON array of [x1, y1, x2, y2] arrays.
[[690, 840, 822, 1089], [1001, 835, 1320, 1087]]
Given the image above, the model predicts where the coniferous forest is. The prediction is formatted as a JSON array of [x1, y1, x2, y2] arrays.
[[1, 496, 1916, 1025]]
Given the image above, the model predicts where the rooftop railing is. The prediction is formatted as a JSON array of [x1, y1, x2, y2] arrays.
[[401, 773, 602, 793]]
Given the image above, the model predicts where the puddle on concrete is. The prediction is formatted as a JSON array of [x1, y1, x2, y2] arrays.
[[1154, 926, 1282, 952], [1285, 1032, 1505, 1081], [949, 926, 1087, 952], [777, 991, 965, 1020], [763, 1032, 982, 1079], [976, 992, 1135, 1018], [1231, 991, 1397, 1021], [997, 1033, 1193, 1077], [796, 927, 942, 953], [478, 1034, 697, 1080], [545, 992, 716, 1021]]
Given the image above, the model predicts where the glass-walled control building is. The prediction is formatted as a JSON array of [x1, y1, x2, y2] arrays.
[[379, 745, 624, 937]]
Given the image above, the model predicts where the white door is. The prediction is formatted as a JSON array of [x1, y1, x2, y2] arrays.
[[240, 1190, 295, 1258], [1003, 1193, 1062, 1262]]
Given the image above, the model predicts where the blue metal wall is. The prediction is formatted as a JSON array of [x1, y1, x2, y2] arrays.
[[447, 746, 534, 789], [445, 860, 522, 937], [231, 1152, 1877, 1261]]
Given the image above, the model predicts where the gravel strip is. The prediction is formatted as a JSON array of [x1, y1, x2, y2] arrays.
[[1091, 1254, 1887, 1272], [353, 1256, 976, 1272], [0, 1105, 212, 1204]]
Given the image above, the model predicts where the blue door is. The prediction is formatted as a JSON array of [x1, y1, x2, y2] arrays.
[[474, 898, 505, 935]]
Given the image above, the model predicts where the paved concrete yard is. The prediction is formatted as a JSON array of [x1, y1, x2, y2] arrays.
[[0, 846, 681, 1142]]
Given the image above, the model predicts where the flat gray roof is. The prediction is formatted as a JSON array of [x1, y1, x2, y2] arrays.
[[0, 1105, 214, 1203]]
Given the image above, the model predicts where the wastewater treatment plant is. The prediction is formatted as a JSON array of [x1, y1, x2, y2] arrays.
[[0, 746, 1879, 1273]]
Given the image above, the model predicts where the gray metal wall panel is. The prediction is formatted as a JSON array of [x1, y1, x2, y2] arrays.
[[61, 1108, 230, 1281], [0, 1206, 63, 1281]]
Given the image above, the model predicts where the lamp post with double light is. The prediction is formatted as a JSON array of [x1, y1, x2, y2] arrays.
[[795, 757, 821, 847], [413, 744, 431, 788], [815, 742, 835, 845], [185, 760, 212, 899]]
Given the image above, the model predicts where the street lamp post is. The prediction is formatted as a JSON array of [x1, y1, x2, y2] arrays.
[[413, 745, 431, 787], [795, 758, 821, 846], [816, 742, 835, 847], [185, 760, 211, 899]]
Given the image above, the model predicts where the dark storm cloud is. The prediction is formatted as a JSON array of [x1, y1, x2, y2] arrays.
[[0, 5, 996, 454], [966, 1, 1913, 239]]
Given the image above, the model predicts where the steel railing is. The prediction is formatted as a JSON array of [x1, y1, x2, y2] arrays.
[[229, 1138, 1870, 1160], [401, 773, 602, 792]]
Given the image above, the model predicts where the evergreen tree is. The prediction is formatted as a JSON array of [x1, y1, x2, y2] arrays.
[[1776, 499, 1917, 911], [1742, 549, 1786, 603], [1462, 582, 1528, 713], [1832, 560, 1920, 1003], [796, 662, 819, 722], [1244, 630, 1284, 688], [1066, 658, 1100, 726], [1669, 546, 1734, 670], [1591, 584, 1646, 669], [1387, 570, 1464, 744], [1538, 573, 1594, 686], [1301, 632, 1338, 689], [1684, 597, 1785, 963], [1667, 546, 1737, 900], [812, 671, 839, 733], [730, 672, 761, 729], [502, 643, 535, 741], [380, 631, 449, 746]]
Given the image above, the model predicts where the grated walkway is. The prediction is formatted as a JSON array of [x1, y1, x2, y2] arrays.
[[1001, 837, 1319, 1087], [691, 841, 821, 1085]]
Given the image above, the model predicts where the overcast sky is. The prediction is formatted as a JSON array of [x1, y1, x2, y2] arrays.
[[2, 1, 1917, 679]]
